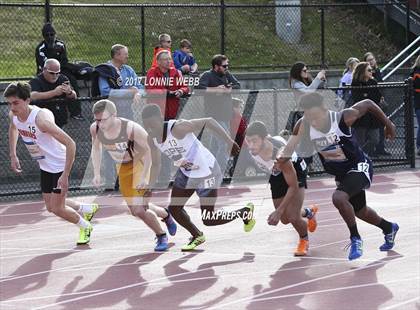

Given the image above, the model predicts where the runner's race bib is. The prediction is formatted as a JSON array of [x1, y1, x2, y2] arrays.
[[203, 176, 216, 189], [24, 141, 45, 160], [174, 158, 200, 171]]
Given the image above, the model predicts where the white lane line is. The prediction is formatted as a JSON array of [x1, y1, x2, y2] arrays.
[[0, 289, 104, 304], [380, 297, 420, 310], [204, 254, 419, 309], [0, 227, 154, 259], [31, 254, 418, 310], [1, 260, 350, 304], [226, 277, 420, 306]]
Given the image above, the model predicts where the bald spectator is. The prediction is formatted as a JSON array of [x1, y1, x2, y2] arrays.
[[98, 44, 143, 119], [96, 44, 144, 191], [29, 59, 76, 127]]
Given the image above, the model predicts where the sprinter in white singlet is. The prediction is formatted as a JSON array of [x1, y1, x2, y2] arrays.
[[141, 104, 256, 251], [5, 82, 98, 245]]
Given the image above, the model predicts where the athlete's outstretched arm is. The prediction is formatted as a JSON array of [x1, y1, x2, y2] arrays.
[[278, 118, 304, 163], [8, 112, 21, 173], [147, 135, 161, 188], [36, 110, 76, 193], [267, 160, 299, 226], [131, 123, 152, 189], [172, 118, 240, 155], [343, 99, 396, 140], [89, 123, 102, 187]]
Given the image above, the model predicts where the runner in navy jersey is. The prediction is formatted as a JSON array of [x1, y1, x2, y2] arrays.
[[282, 92, 399, 260]]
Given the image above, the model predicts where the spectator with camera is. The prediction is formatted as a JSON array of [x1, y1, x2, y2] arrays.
[[287, 62, 326, 171], [196, 54, 240, 177], [289, 62, 326, 95], [29, 59, 76, 128]]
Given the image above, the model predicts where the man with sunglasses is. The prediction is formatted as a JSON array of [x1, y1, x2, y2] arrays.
[[30, 59, 76, 128], [196, 54, 241, 179], [151, 33, 174, 69], [35, 23, 68, 75]]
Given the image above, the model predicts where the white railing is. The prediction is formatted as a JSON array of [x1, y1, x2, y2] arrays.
[[381, 36, 420, 81]]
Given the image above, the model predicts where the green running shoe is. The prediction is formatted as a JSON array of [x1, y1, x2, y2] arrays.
[[83, 203, 99, 222], [244, 202, 256, 232], [77, 225, 93, 245], [181, 234, 206, 251]]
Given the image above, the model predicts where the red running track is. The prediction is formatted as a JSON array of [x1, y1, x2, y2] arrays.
[[0, 169, 419, 310]]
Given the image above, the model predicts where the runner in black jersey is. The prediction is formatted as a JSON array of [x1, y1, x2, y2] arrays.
[[245, 121, 318, 256]]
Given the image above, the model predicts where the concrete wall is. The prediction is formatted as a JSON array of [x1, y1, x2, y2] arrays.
[[234, 68, 413, 90], [0, 68, 413, 99]]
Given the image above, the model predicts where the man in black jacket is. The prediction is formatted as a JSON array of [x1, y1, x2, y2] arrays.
[[196, 54, 240, 177], [35, 23, 82, 120], [364, 52, 390, 156]]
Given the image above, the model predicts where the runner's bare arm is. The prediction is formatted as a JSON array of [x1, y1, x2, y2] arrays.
[[89, 123, 102, 184], [147, 135, 161, 188], [8, 112, 21, 172], [268, 160, 300, 226], [131, 123, 152, 187], [277, 118, 304, 163], [343, 99, 396, 140], [172, 118, 240, 155]]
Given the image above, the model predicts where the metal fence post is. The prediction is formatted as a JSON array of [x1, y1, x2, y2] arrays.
[[45, 0, 51, 23], [406, 0, 410, 46], [220, 0, 225, 55], [273, 90, 279, 135], [404, 78, 415, 168], [320, 7, 325, 67], [140, 6, 146, 76]]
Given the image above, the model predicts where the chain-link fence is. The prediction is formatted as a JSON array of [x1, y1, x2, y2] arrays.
[[0, 81, 415, 201], [0, 1, 412, 79]]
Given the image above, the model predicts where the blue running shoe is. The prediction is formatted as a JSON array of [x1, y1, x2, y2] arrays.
[[346, 237, 363, 260], [163, 210, 177, 236], [379, 223, 399, 251], [154, 234, 168, 252]]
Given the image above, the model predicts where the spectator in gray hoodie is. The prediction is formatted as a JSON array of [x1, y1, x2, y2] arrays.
[[289, 62, 326, 95]]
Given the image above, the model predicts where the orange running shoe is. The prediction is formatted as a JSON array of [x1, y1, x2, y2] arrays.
[[294, 238, 309, 256], [307, 205, 318, 233]]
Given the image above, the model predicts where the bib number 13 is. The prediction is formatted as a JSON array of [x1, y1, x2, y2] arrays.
[[204, 177, 216, 189], [357, 162, 369, 173]]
